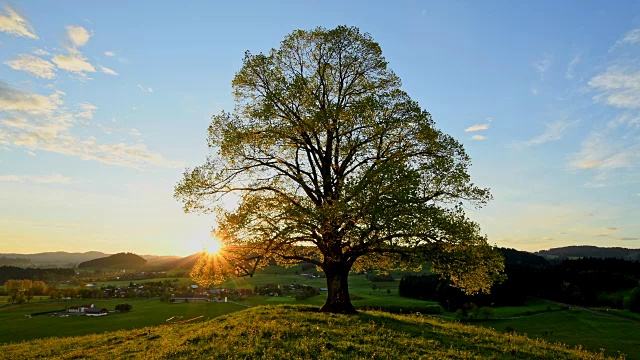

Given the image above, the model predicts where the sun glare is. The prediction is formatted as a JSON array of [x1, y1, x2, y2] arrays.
[[202, 237, 223, 255]]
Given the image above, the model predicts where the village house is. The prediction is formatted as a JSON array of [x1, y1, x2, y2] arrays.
[[85, 307, 109, 316], [67, 304, 109, 316]]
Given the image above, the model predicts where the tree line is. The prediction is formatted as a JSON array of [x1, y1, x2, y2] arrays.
[[399, 257, 640, 312], [0, 266, 74, 283], [4, 279, 47, 304]]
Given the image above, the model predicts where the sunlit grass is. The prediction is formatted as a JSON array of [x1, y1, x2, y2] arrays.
[[0, 305, 622, 359]]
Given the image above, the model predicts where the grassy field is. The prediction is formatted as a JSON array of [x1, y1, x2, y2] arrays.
[[2, 266, 639, 358], [459, 307, 640, 359], [0, 305, 622, 360], [0, 298, 245, 344]]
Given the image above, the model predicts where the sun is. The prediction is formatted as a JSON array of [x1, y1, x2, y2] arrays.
[[202, 237, 223, 255]]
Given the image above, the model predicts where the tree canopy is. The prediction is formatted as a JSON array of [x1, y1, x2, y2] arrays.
[[175, 25, 503, 313]]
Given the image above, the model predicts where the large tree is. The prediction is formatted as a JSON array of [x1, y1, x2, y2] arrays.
[[175, 26, 503, 313]]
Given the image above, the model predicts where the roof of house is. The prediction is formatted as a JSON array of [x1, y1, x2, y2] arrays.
[[85, 307, 108, 313]]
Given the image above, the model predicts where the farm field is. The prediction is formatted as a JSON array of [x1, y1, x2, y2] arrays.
[[0, 298, 245, 344], [467, 308, 640, 359]]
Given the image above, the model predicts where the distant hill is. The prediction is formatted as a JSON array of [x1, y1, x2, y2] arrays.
[[0, 251, 109, 267], [141, 254, 181, 267], [0, 257, 32, 266], [153, 252, 204, 270], [537, 246, 640, 261], [497, 247, 550, 267], [77, 252, 147, 269]]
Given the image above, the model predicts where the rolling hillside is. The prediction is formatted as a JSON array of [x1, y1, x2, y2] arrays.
[[0, 305, 622, 359], [77, 253, 147, 269], [0, 251, 109, 267]]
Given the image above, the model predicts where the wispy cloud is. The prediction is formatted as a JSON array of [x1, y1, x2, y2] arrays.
[[99, 65, 118, 75], [471, 134, 487, 140], [525, 120, 577, 146], [465, 124, 489, 132], [76, 103, 97, 119], [32, 49, 50, 56], [570, 132, 639, 170], [566, 54, 581, 80], [0, 83, 182, 169], [0, 81, 62, 114], [589, 67, 640, 109], [0, 6, 37, 39], [138, 85, 154, 93], [4, 54, 56, 79], [104, 51, 116, 57], [0, 173, 72, 184], [50, 25, 100, 79], [568, 126, 640, 187], [610, 28, 640, 52], [533, 53, 553, 76]]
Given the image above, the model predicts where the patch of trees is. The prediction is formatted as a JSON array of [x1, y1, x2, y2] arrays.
[[78, 253, 147, 269], [366, 272, 395, 282], [0, 266, 75, 283], [115, 303, 132, 312], [295, 286, 320, 301], [400, 257, 640, 311], [4, 279, 47, 304]]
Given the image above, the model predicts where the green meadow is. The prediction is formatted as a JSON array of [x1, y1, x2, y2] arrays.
[[0, 305, 623, 360], [1, 266, 639, 359], [0, 298, 244, 344]]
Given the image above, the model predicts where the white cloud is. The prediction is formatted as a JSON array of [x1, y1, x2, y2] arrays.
[[129, 128, 142, 137], [525, 120, 577, 146], [471, 134, 487, 140], [589, 67, 640, 108], [76, 103, 97, 119], [138, 85, 153, 93], [566, 54, 581, 80], [0, 85, 182, 169], [99, 65, 118, 75], [104, 51, 116, 57], [66, 25, 91, 47], [611, 29, 640, 52], [568, 120, 640, 188], [569, 130, 639, 171], [533, 53, 553, 76], [0, 173, 72, 184], [33, 49, 50, 56], [4, 54, 56, 79], [0, 6, 37, 39], [0, 81, 62, 114], [465, 124, 489, 132], [52, 54, 96, 75]]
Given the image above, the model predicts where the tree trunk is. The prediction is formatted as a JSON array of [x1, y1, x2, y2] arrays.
[[320, 262, 357, 313]]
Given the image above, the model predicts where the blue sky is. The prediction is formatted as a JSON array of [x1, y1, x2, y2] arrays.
[[1, 1, 639, 256]]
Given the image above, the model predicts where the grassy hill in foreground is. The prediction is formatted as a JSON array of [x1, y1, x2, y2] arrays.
[[1, 305, 622, 360]]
